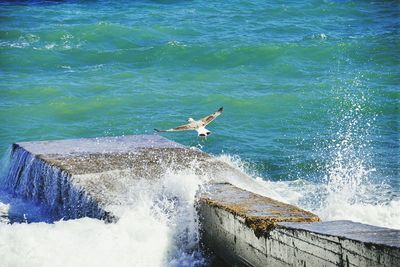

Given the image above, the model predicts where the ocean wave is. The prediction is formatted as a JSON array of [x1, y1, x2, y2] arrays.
[[0, 168, 210, 267]]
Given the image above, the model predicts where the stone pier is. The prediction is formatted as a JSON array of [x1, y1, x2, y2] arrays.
[[1, 135, 398, 266]]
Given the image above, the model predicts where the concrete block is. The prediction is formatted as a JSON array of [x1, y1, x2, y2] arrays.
[[279, 221, 400, 267], [199, 183, 399, 267], [2, 135, 259, 221]]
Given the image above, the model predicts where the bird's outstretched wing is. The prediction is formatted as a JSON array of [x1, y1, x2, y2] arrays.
[[154, 122, 197, 132], [200, 107, 223, 126]]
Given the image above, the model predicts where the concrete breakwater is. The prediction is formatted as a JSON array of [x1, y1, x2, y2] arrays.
[[199, 186, 399, 266], [1, 135, 399, 266], [1, 135, 267, 221]]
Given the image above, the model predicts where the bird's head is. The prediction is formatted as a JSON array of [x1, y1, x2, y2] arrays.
[[187, 118, 195, 123]]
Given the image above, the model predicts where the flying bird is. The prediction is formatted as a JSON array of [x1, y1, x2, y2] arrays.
[[155, 107, 223, 137]]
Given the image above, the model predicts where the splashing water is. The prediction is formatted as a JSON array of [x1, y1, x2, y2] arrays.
[[216, 153, 400, 230], [214, 74, 399, 229], [0, 167, 209, 267], [312, 80, 400, 228], [213, 77, 400, 230]]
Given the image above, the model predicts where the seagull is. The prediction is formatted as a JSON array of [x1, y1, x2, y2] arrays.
[[155, 107, 223, 137]]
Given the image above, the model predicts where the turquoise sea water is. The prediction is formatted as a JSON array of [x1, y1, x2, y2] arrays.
[[0, 1, 399, 266], [1, 0, 398, 186], [0, 0, 399, 246]]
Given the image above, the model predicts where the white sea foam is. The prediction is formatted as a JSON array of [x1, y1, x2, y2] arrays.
[[215, 154, 303, 204], [215, 154, 400, 230], [45, 43, 56, 50], [0, 169, 209, 267]]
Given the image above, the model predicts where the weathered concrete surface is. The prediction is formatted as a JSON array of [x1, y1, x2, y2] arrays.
[[199, 192, 400, 267], [2, 135, 202, 221], [198, 183, 320, 267], [278, 221, 400, 267], [2, 135, 265, 220], [199, 183, 320, 237]]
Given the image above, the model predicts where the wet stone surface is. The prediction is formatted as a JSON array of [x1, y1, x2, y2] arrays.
[[16, 135, 185, 157]]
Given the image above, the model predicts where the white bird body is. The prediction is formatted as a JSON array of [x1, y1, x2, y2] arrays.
[[196, 126, 211, 137], [155, 107, 223, 137]]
